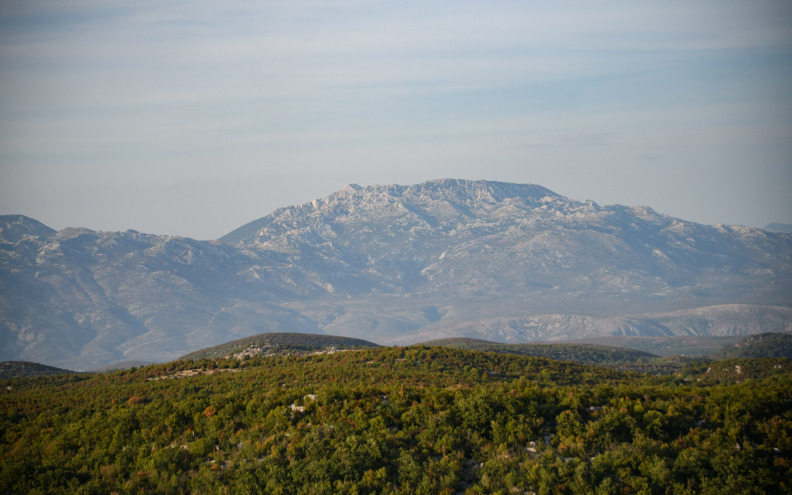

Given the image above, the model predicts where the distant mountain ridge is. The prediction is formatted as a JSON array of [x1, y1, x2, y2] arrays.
[[1, 179, 790, 369]]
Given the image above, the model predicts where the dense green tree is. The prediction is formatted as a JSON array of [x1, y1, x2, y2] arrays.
[[1, 350, 790, 493]]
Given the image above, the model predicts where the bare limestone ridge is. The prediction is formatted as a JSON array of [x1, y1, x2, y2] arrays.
[[1, 179, 790, 370]]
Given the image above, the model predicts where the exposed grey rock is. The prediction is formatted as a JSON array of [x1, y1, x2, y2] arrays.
[[2, 179, 791, 369]]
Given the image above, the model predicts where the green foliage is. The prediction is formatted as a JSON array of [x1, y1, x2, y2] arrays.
[[421, 338, 659, 363], [582, 335, 747, 357], [680, 357, 791, 384], [178, 332, 380, 360], [0, 361, 78, 380], [1, 347, 790, 493], [708, 332, 792, 360], [419, 337, 689, 374]]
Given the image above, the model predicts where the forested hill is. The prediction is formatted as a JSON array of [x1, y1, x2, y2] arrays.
[[420, 337, 659, 365], [708, 332, 792, 359], [574, 335, 746, 357], [0, 361, 76, 380], [1, 346, 790, 493], [179, 332, 379, 360]]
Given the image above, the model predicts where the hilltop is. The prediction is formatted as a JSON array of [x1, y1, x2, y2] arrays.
[[179, 332, 379, 360], [0, 361, 76, 380]]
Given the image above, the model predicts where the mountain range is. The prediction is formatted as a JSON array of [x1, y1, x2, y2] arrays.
[[2, 179, 790, 370]]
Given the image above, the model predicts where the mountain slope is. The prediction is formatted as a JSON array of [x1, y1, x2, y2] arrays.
[[0, 219, 326, 369], [2, 180, 791, 369], [397, 304, 792, 345], [221, 179, 792, 343], [225, 179, 790, 307], [0, 215, 56, 243], [0, 361, 77, 380]]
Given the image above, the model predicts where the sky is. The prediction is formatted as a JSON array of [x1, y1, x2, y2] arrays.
[[1, 0, 791, 240]]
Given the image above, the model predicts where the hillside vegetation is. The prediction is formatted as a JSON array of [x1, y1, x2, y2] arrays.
[[419, 337, 710, 376], [420, 338, 660, 368], [179, 332, 379, 361], [575, 335, 746, 357], [0, 361, 76, 380], [2, 346, 790, 494], [708, 332, 792, 360]]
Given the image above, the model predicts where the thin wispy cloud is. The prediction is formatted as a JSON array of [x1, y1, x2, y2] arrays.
[[1, 0, 790, 238]]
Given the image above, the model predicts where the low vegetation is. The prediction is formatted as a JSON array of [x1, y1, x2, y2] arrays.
[[0, 361, 77, 380], [179, 332, 380, 361], [575, 335, 746, 357], [419, 338, 675, 373], [2, 344, 790, 494], [708, 332, 792, 360]]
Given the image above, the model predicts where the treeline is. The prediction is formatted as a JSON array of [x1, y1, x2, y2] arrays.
[[1, 347, 790, 494], [419, 338, 672, 373]]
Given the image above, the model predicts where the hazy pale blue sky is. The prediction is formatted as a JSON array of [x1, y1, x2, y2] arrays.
[[1, 0, 791, 239]]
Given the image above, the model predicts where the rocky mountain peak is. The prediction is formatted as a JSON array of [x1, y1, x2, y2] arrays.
[[0, 215, 56, 243], [329, 179, 561, 210], [221, 179, 570, 247], [2, 180, 791, 370]]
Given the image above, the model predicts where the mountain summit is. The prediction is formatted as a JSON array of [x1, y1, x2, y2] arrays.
[[2, 180, 791, 369], [221, 180, 560, 245], [221, 178, 789, 306]]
